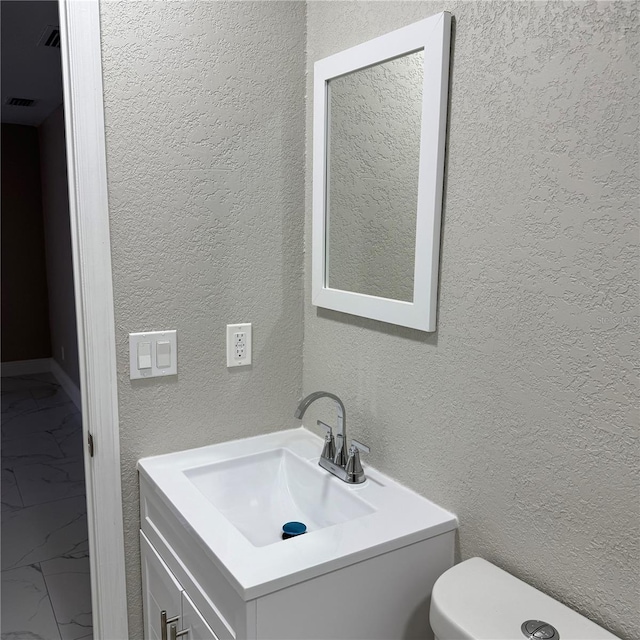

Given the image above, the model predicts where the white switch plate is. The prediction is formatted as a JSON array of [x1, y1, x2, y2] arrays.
[[129, 330, 177, 379], [226, 323, 252, 367]]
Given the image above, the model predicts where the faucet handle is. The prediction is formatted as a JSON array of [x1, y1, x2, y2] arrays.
[[350, 439, 370, 454], [317, 420, 336, 461], [345, 439, 369, 483], [317, 420, 333, 436]]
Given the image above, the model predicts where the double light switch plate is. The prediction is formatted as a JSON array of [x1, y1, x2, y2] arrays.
[[129, 330, 177, 379]]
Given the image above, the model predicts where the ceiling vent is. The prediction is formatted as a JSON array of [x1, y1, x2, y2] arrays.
[[5, 97, 36, 107], [38, 25, 61, 48]]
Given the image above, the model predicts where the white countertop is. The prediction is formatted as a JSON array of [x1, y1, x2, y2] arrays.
[[138, 427, 457, 600]]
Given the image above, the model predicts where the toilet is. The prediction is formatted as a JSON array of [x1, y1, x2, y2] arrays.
[[429, 557, 620, 640]]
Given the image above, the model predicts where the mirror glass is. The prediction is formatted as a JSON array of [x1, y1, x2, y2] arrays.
[[312, 12, 451, 331], [326, 50, 424, 302]]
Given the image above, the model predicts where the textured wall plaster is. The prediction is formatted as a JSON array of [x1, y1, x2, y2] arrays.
[[304, 2, 639, 638], [328, 52, 423, 301], [99, 1, 306, 635]]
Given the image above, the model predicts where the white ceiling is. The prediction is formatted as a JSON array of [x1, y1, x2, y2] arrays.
[[1, 0, 63, 126]]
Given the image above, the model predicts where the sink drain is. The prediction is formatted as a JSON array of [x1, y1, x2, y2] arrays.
[[282, 521, 307, 540]]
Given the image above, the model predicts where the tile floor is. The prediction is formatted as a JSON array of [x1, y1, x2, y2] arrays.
[[2, 373, 92, 640]]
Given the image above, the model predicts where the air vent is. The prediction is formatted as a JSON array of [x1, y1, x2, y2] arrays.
[[5, 97, 36, 107], [38, 25, 61, 48]]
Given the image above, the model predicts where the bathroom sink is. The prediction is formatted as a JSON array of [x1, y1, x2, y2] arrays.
[[138, 427, 457, 599], [184, 448, 375, 547]]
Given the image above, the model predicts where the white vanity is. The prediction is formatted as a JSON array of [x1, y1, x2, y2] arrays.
[[138, 428, 457, 640]]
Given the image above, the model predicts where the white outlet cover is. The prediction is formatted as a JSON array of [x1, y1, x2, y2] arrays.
[[226, 323, 252, 367], [129, 330, 177, 379]]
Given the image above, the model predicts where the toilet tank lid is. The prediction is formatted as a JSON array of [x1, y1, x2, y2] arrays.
[[429, 558, 620, 640]]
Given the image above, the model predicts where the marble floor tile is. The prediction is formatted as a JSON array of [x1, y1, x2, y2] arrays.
[[2, 495, 89, 571], [48, 412, 84, 460], [2, 387, 32, 403], [2, 431, 65, 468], [2, 376, 91, 639], [2, 404, 79, 444], [1, 372, 58, 393], [1, 466, 23, 512], [31, 384, 75, 411], [41, 557, 92, 640], [2, 385, 33, 400], [22, 377, 62, 398], [1, 563, 62, 640], [2, 389, 39, 421], [14, 458, 86, 507]]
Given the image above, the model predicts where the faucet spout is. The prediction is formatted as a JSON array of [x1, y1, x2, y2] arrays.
[[294, 392, 347, 466]]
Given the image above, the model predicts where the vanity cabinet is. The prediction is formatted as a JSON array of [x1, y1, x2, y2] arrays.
[[140, 475, 454, 640], [182, 593, 219, 640], [141, 532, 217, 640], [138, 428, 457, 640]]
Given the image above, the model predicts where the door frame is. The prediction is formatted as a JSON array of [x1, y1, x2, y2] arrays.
[[58, 0, 129, 637]]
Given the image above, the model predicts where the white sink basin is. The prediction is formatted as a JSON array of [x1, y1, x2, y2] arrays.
[[138, 427, 457, 599], [184, 448, 375, 547]]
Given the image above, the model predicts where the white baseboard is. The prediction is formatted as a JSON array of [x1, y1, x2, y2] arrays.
[[1, 358, 52, 377], [50, 359, 82, 411]]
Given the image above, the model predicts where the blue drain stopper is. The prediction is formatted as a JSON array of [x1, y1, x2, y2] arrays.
[[282, 521, 307, 539]]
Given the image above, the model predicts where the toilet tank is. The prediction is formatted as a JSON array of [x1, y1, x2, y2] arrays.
[[429, 557, 620, 640]]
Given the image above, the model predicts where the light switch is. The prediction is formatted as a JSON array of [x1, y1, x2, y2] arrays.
[[156, 341, 171, 369], [137, 342, 152, 370], [129, 330, 177, 379]]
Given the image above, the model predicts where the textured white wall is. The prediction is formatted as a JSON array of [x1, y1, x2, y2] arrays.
[[304, 2, 639, 639], [99, 1, 306, 635]]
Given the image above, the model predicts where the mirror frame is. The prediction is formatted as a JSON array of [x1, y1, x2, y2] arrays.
[[312, 12, 451, 332]]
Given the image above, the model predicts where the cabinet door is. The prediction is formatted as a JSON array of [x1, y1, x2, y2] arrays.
[[180, 592, 219, 640], [141, 531, 183, 640]]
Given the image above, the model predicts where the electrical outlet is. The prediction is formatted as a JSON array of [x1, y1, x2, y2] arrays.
[[227, 323, 252, 367]]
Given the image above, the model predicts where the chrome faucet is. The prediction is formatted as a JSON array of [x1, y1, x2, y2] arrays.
[[294, 391, 348, 465], [294, 392, 369, 484]]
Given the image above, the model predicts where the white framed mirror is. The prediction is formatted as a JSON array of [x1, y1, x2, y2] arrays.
[[312, 12, 451, 332]]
